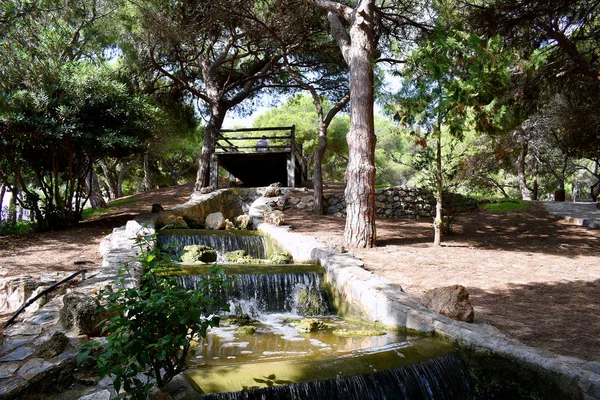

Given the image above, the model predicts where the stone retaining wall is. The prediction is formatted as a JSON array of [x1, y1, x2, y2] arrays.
[[325, 186, 437, 218], [258, 222, 600, 399]]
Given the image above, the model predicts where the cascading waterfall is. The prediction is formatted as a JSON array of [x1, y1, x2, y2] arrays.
[[159, 230, 267, 261], [177, 272, 330, 315], [200, 353, 472, 400], [160, 230, 473, 399]]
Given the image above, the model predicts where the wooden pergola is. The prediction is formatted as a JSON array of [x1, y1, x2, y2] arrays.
[[210, 125, 308, 188]]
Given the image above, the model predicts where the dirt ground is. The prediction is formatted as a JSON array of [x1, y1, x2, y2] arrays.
[[1, 183, 598, 362]]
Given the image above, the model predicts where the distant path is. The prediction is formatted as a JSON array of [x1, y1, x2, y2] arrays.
[[542, 201, 600, 229]]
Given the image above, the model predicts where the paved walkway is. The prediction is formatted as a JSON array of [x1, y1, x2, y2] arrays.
[[542, 201, 600, 229]]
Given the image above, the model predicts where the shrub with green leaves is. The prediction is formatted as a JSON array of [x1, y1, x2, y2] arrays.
[[79, 230, 231, 399]]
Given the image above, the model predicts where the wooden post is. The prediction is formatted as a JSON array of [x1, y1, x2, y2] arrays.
[[287, 125, 296, 187]]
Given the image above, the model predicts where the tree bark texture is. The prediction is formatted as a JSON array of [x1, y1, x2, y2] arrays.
[[85, 169, 106, 210], [433, 131, 443, 247], [342, 0, 377, 248], [313, 122, 328, 215], [195, 105, 226, 191], [516, 133, 532, 201]]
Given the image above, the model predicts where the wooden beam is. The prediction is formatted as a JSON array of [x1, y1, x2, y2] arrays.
[[220, 126, 294, 133]]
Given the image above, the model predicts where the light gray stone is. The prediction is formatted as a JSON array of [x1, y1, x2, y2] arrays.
[[0, 346, 34, 362], [79, 389, 111, 400], [18, 357, 53, 380], [23, 311, 58, 325], [205, 212, 225, 230], [1, 336, 34, 354], [248, 197, 272, 219], [0, 363, 19, 379]]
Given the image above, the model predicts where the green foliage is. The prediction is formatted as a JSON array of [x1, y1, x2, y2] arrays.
[[79, 230, 231, 399], [0, 220, 37, 236], [481, 200, 533, 213], [253, 94, 349, 182]]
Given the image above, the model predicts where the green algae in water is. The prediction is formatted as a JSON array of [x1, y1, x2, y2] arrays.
[[332, 329, 387, 337], [186, 335, 456, 394]]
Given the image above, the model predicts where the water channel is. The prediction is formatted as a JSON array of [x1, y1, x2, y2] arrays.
[[158, 230, 473, 399]]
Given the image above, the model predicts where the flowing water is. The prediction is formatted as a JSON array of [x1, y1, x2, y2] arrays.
[[161, 230, 473, 399]]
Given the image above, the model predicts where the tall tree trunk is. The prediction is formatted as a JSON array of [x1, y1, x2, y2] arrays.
[[531, 158, 539, 201], [117, 162, 126, 198], [329, 0, 377, 248], [0, 185, 5, 222], [195, 105, 226, 191], [313, 122, 328, 215], [143, 152, 151, 191], [433, 130, 443, 247], [85, 169, 107, 210], [98, 159, 119, 200], [516, 138, 532, 201]]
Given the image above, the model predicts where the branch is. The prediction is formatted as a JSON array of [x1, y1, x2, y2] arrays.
[[308, 0, 354, 21], [327, 12, 351, 64]]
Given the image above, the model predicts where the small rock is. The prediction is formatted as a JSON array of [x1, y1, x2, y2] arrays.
[[223, 219, 235, 230], [79, 390, 112, 400], [205, 212, 225, 230], [296, 318, 329, 333], [269, 252, 293, 264], [263, 184, 281, 198], [249, 197, 272, 219], [236, 325, 257, 336], [234, 215, 250, 230], [151, 204, 165, 213], [199, 186, 215, 194], [421, 285, 474, 323], [60, 292, 105, 336], [264, 210, 285, 226], [36, 332, 70, 359]]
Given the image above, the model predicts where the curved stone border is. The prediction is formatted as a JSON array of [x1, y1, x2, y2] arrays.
[[258, 222, 600, 399], [2, 189, 598, 399]]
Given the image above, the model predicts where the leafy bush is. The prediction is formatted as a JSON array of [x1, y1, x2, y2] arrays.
[[0, 220, 37, 236], [79, 229, 231, 399]]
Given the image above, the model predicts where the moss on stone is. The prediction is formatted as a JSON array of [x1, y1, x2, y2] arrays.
[[269, 252, 293, 264], [296, 318, 330, 333], [236, 325, 257, 336], [180, 245, 217, 263], [222, 314, 259, 326], [224, 250, 248, 263]]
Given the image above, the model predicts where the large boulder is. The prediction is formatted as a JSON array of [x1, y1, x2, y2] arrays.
[[205, 212, 225, 230], [180, 245, 217, 264], [60, 292, 105, 336], [421, 285, 474, 323]]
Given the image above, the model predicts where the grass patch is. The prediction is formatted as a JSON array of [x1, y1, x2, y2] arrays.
[[481, 200, 532, 213], [82, 198, 139, 219], [0, 221, 37, 236]]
